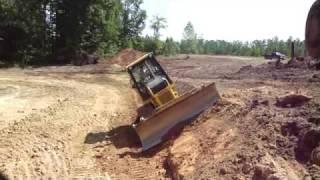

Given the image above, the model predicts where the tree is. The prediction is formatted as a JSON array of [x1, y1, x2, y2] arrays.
[[137, 16, 168, 55], [120, 0, 146, 48], [183, 22, 197, 40], [138, 35, 163, 55], [1, 0, 307, 65], [181, 22, 198, 54], [81, 0, 122, 56], [0, 0, 149, 65], [197, 37, 205, 54], [54, 0, 94, 60], [0, 0, 51, 66], [163, 38, 179, 56], [150, 16, 167, 39]]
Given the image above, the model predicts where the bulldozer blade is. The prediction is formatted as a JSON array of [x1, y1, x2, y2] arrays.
[[135, 83, 220, 151]]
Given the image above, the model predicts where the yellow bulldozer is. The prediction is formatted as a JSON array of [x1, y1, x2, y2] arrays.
[[125, 0, 320, 151], [126, 53, 220, 151]]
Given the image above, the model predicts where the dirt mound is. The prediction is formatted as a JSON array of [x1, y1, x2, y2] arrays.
[[175, 80, 195, 94], [109, 48, 145, 67], [276, 94, 312, 108], [235, 61, 320, 82]]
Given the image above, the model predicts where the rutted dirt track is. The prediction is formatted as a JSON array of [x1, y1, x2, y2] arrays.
[[0, 55, 320, 179]]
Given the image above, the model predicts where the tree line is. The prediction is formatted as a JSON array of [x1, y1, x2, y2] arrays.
[[0, 0, 146, 66], [148, 22, 305, 58], [0, 1, 305, 67]]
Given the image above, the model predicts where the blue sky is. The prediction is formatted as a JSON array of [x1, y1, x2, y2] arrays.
[[141, 0, 315, 41]]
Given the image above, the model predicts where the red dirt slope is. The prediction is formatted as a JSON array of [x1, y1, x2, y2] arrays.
[[109, 48, 145, 67]]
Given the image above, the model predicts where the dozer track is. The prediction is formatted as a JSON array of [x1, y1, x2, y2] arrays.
[[135, 83, 220, 151]]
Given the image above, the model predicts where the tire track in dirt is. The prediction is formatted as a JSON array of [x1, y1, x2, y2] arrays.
[[0, 72, 135, 179]]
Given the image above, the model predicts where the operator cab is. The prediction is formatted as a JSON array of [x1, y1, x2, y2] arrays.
[[127, 53, 173, 101]]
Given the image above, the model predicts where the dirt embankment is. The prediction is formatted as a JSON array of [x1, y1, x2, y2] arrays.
[[108, 48, 145, 67]]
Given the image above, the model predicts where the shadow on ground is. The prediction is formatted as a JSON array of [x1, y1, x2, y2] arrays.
[[85, 113, 203, 158], [85, 125, 141, 149], [0, 172, 8, 180], [84, 124, 184, 158]]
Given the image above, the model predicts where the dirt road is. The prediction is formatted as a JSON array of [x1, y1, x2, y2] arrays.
[[0, 55, 319, 179]]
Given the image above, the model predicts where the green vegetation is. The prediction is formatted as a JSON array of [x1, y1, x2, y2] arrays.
[[167, 22, 305, 57], [150, 16, 167, 39], [142, 15, 167, 55], [142, 22, 305, 58], [0, 1, 305, 67], [0, 0, 146, 66], [180, 22, 198, 54], [200, 37, 305, 57]]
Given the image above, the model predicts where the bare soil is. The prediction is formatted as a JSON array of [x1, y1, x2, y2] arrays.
[[0, 55, 320, 179], [0, 67, 137, 179], [108, 48, 145, 67]]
